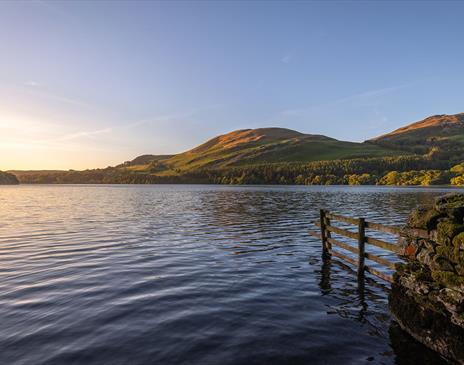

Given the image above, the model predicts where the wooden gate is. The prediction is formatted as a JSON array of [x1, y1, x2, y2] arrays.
[[309, 210, 428, 283]]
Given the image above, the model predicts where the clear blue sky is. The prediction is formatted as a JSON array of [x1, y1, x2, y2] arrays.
[[1, 0, 463, 169]]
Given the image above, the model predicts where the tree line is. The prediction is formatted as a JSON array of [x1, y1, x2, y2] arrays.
[[12, 156, 464, 186]]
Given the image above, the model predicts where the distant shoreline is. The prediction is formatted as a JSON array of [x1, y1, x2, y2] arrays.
[[4, 182, 464, 189]]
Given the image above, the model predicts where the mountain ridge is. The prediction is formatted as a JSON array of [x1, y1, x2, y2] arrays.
[[8, 112, 464, 185], [132, 126, 402, 172], [372, 113, 464, 140]]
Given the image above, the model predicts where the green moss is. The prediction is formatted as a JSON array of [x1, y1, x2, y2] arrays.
[[435, 193, 464, 210], [432, 255, 456, 272], [435, 193, 464, 221], [431, 271, 464, 287], [437, 221, 464, 245], [408, 206, 443, 230], [394, 262, 417, 281], [436, 245, 460, 264], [453, 232, 464, 250]]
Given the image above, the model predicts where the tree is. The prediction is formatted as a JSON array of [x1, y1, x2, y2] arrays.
[[379, 171, 400, 185], [451, 176, 464, 186], [451, 163, 464, 174]]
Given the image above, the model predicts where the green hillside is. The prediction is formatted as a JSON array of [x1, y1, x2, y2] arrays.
[[369, 113, 464, 158], [132, 127, 403, 173], [117, 154, 174, 167], [11, 115, 464, 186]]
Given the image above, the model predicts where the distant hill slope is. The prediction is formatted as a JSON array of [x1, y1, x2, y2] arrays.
[[369, 113, 464, 156], [117, 154, 174, 167], [141, 127, 403, 172], [0, 171, 19, 185], [11, 118, 462, 185]]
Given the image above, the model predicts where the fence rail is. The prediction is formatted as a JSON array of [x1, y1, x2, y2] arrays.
[[309, 209, 426, 284]]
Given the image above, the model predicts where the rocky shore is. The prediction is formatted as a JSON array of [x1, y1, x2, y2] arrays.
[[390, 193, 464, 363]]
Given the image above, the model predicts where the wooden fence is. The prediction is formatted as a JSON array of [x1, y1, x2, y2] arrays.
[[308, 210, 427, 284]]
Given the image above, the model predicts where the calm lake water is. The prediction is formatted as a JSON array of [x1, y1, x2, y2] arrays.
[[0, 184, 461, 365]]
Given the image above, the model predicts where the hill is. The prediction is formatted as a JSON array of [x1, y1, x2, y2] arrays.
[[117, 154, 174, 167], [0, 171, 19, 185], [129, 127, 403, 173], [369, 113, 464, 157], [10, 118, 464, 186]]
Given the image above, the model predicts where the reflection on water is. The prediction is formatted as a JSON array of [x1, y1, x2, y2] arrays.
[[0, 184, 461, 365], [317, 257, 448, 364]]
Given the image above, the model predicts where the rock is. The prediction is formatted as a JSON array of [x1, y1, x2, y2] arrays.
[[416, 249, 434, 267], [397, 235, 409, 248], [438, 288, 464, 311], [423, 239, 437, 253], [431, 256, 455, 273], [431, 270, 464, 288], [436, 220, 464, 245], [454, 232, 464, 251], [428, 229, 439, 242], [435, 193, 464, 209], [437, 288, 464, 327], [435, 193, 464, 222], [390, 283, 464, 363], [457, 285, 464, 295], [407, 205, 443, 230], [391, 194, 464, 364], [399, 273, 430, 295], [435, 245, 460, 264], [451, 313, 464, 327]]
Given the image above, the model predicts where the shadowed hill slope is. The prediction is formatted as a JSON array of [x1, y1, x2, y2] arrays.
[[0, 171, 19, 185]]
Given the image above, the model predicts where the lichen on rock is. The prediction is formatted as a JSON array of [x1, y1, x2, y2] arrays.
[[391, 193, 464, 364], [407, 205, 443, 230], [453, 232, 464, 251], [435, 193, 464, 222], [436, 220, 464, 245]]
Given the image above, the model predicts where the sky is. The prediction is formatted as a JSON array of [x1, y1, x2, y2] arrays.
[[1, 0, 464, 170]]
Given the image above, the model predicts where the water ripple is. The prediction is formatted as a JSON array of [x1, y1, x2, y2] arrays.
[[0, 184, 458, 365]]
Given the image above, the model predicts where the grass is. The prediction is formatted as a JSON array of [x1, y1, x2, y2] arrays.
[[135, 132, 406, 174]]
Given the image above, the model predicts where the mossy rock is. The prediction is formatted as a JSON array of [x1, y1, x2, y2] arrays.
[[417, 248, 435, 266], [435, 193, 464, 222], [407, 205, 443, 230], [431, 255, 456, 272], [456, 265, 464, 276], [458, 254, 464, 270], [393, 261, 422, 281], [453, 232, 464, 251], [435, 193, 464, 210], [395, 262, 408, 273], [437, 220, 464, 245], [431, 271, 464, 288], [395, 261, 421, 273], [436, 245, 460, 264], [413, 267, 433, 282]]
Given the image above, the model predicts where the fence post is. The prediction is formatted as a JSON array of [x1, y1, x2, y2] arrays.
[[358, 217, 366, 279], [325, 213, 332, 252], [320, 209, 329, 258]]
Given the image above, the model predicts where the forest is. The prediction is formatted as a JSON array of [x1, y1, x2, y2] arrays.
[[12, 156, 464, 186]]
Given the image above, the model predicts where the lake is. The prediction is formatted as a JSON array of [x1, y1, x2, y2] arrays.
[[0, 184, 460, 365]]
